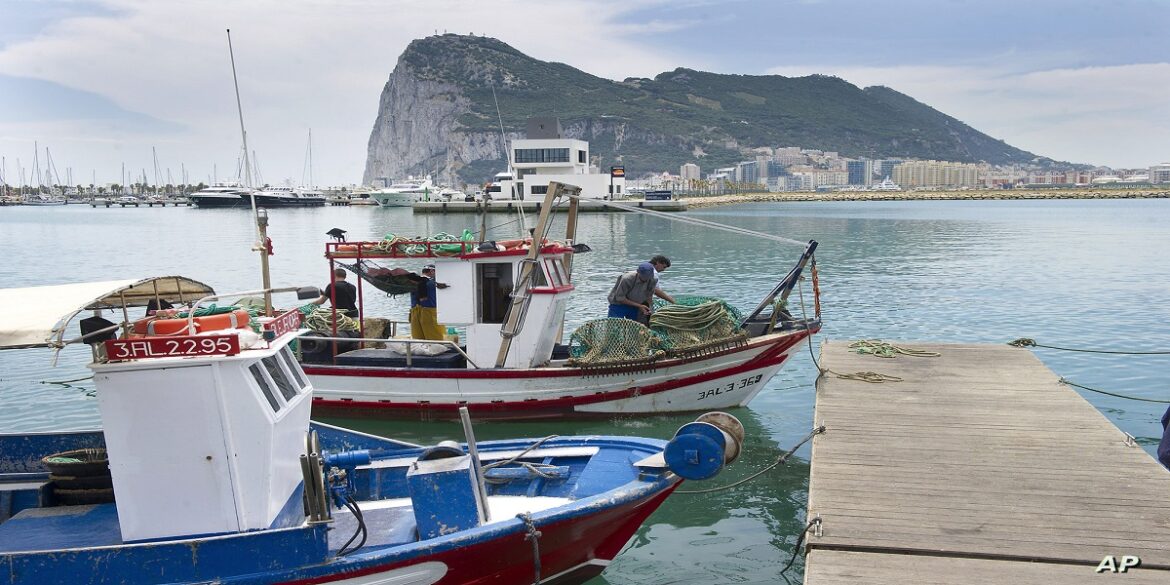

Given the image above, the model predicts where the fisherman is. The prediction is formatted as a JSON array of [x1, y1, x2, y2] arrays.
[[607, 262, 658, 325], [410, 264, 449, 340], [648, 254, 676, 304], [311, 268, 358, 317]]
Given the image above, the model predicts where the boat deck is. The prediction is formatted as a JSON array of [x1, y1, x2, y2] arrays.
[[805, 340, 1170, 583]]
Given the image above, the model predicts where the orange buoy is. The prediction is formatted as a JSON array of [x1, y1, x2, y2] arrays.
[[132, 309, 251, 336]]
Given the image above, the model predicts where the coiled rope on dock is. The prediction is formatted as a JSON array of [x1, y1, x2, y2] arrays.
[[1008, 338, 1170, 355], [848, 339, 941, 358]]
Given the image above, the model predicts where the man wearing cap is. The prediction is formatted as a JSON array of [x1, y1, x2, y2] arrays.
[[607, 262, 659, 325], [410, 264, 448, 340]]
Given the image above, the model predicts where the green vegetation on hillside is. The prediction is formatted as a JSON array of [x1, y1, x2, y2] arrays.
[[394, 34, 1041, 178]]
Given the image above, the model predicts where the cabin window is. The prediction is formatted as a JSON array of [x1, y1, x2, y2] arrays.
[[578, 150, 586, 163], [249, 363, 281, 412], [543, 258, 567, 287], [263, 356, 297, 401], [476, 262, 513, 323], [528, 260, 548, 287], [531, 185, 548, 195], [279, 347, 309, 391]]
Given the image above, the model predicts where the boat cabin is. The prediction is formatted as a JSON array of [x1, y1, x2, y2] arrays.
[[0, 277, 316, 543], [324, 181, 584, 369]]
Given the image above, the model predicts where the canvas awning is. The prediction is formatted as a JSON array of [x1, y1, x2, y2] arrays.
[[0, 276, 215, 349]]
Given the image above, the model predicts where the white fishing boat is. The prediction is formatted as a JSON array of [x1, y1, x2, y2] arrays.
[[0, 276, 744, 584], [299, 182, 822, 421]]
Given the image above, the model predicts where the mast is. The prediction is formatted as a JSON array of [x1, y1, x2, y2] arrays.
[[226, 28, 271, 315]]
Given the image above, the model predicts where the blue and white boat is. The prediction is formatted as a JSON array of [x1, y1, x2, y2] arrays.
[[0, 277, 743, 585]]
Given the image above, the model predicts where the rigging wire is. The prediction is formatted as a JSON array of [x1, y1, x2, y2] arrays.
[[574, 196, 809, 247]]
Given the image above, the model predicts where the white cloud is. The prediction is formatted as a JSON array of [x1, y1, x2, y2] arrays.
[[0, 0, 686, 185], [765, 62, 1170, 168]]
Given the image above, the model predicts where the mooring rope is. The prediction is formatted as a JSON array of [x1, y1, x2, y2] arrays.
[[780, 516, 822, 575], [41, 374, 94, 385], [1008, 338, 1170, 355], [795, 283, 905, 383], [1059, 378, 1170, 404], [675, 425, 826, 494], [517, 512, 543, 584]]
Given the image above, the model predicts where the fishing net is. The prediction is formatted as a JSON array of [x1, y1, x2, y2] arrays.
[[338, 260, 420, 296], [567, 318, 665, 366], [649, 295, 746, 352], [568, 296, 746, 366]]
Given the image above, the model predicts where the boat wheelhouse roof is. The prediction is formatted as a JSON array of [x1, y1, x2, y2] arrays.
[[0, 276, 215, 349]]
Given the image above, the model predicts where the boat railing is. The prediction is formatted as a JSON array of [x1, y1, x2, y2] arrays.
[[325, 240, 479, 259], [304, 334, 480, 369]]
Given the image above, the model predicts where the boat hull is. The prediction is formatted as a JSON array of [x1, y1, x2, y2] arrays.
[[306, 328, 814, 420], [191, 195, 250, 208], [0, 430, 679, 585]]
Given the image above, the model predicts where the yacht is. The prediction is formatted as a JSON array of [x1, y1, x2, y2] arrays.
[[189, 182, 255, 208], [246, 186, 326, 207], [22, 194, 67, 206], [369, 177, 434, 207], [871, 177, 902, 191]]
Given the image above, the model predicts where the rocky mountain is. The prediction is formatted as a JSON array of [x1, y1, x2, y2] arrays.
[[363, 34, 1041, 186]]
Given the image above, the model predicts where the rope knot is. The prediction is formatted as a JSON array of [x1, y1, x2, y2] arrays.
[[1008, 338, 1037, 348]]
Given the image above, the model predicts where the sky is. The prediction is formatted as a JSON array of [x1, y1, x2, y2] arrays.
[[0, 0, 1167, 187]]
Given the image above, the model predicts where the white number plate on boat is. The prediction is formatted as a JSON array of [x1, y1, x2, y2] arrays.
[[105, 335, 241, 361], [265, 309, 302, 338]]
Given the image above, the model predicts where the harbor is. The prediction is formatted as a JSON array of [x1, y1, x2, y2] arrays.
[[1, 198, 1167, 582], [805, 341, 1170, 582], [411, 197, 688, 213]]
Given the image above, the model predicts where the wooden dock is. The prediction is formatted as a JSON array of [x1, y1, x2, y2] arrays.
[[805, 341, 1170, 583]]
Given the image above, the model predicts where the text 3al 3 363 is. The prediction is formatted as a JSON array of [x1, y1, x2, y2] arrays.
[[698, 374, 763, 400]]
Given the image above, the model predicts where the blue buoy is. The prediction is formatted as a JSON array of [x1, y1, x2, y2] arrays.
[[663, 412, 744, 481]]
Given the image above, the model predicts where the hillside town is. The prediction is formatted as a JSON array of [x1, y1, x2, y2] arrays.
[[628, 147, 1170, 194]]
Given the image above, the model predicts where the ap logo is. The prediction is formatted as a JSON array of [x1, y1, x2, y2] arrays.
[[1095, 555, 1141, 573]]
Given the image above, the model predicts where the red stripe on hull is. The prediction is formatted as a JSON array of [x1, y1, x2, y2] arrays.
[[310, 331, 810, 421], [280, 485, 677, 585]]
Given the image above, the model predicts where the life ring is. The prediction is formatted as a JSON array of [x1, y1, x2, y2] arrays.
[[132, 309, 251, 336]]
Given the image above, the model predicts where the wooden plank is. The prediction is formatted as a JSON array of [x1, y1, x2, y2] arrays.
[[805, 340, 1170, 583], [806, 550, 1167, 585]]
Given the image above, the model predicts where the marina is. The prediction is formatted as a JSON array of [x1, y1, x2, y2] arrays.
[[1, 198, 1167, 583], [412, 198, 688, 213], [805, 341, 1170, 582]]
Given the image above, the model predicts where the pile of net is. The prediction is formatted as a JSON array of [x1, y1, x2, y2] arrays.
[[649, 295, 746, 352], [568, 296, 746, 367], [376, 229, 477, 256]]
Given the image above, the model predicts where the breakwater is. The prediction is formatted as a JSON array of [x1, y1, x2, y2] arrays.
[[680, 188, 1169, 208]]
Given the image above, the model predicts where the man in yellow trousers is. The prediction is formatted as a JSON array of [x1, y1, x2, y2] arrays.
[[409, 264, 447, 340]]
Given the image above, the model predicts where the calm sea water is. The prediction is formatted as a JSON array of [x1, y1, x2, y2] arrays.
[[2, 199, 1168, 583]]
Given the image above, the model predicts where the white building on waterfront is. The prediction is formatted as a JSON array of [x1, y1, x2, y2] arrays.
[[1150, 163, 1170, 183], [500, 118, 626, 200], [680, 163, 700, 181]]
